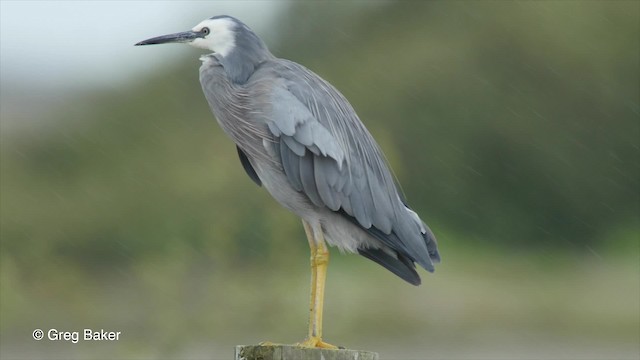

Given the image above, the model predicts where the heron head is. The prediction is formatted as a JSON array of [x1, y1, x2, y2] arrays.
[[135, 15, 240, 57]]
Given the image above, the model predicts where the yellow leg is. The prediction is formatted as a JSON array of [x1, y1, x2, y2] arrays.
[[297, 220, 337, 349]]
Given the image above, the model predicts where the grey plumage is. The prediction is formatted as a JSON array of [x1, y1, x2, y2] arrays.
[[137, 15, 440, 285]]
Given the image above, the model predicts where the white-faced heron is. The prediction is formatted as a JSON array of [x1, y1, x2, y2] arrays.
[[136, 15, 440, 348]]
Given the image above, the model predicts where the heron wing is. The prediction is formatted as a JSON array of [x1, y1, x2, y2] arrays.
[[251, 60, 439, 272]]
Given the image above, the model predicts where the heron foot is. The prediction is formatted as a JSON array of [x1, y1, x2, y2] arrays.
[[296, 336, 338, 349]]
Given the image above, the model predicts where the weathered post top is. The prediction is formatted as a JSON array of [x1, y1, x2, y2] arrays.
[[235, 344, 379, 360]]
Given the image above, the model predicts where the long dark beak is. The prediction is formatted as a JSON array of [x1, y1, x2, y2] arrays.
[[135, 30, 202, 46]]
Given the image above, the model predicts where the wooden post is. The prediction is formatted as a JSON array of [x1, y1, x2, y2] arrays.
[[235, 344, 379, 360]]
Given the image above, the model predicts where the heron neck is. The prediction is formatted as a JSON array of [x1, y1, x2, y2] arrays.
[[215, 48, 273, 84]]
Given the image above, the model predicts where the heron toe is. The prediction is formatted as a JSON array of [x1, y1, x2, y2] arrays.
[[296, 336, 338, 349]]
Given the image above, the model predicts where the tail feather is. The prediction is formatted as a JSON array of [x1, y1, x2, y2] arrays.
[[358, 247, 421, 286], [337, 207, 440, 282]]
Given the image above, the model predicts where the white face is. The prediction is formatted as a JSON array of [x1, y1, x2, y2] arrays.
[[189, 17, 236, 56]]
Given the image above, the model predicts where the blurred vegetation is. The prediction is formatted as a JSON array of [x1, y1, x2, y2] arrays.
[[1, 1, 638, 359]]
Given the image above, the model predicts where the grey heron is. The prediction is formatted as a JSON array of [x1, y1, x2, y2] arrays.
[[136, 15, 440, 348]]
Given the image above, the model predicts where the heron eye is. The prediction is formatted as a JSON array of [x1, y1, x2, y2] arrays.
[[201, 27, 210, 35]]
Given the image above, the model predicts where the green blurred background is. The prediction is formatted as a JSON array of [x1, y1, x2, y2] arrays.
[[1, 1, 638, 359]]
